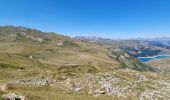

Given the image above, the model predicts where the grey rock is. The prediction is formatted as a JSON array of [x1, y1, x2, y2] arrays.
[[2, 93, 25, 100]]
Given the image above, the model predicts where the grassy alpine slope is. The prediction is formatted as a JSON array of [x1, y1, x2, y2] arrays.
[[0, 26, 169, 100]]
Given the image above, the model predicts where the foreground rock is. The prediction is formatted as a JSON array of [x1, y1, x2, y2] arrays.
[[10, 70, 170, 99], [2, 92, 25, 100], [0, 82, 8, 92]]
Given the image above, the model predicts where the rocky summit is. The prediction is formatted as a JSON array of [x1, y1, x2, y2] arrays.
[[0, 26, 169, 100]]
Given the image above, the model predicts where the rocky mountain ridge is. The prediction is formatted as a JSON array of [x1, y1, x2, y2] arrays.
[[75, 36, 170, 57]]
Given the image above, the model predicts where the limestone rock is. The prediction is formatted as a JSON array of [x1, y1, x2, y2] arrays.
[[0, 82, 8, 92], [75, 87, 81, 92], [2, 92, 25, 100], [57, 42, 64, 46]]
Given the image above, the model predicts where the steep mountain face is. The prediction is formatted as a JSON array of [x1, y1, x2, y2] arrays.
[[0, 26, 169, 100]]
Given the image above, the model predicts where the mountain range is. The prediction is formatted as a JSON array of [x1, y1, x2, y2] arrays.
[[75, 36, 170, 57], [0, 26, 169, 100]]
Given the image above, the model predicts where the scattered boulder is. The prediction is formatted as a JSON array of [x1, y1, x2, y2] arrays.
[[75, 87, 81, 92], [20, 32, 27, 36], [139, 90, 165, 100], [2, 92, 25, 100], [57, 42, 64, 46], [93, 89, 106, 97], [133, 73, 148, 81], [36, 38, 43, 42], [0, 82, 8, 92], [65, 78, 74, 90], [29, 56, 33, 59]]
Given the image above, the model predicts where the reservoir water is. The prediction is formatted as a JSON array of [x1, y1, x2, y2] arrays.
[[138, 55, 170, 62]]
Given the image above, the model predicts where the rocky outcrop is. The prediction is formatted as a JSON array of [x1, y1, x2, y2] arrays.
[[2, 92, 25, 100], [139, 90, 166, 100], [133, 73, 148, 81], [0, 82, 8, 92], [11, 75, 57, 86]]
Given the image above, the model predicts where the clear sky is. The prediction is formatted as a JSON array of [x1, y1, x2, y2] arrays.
[[0, 0, 170, 39]]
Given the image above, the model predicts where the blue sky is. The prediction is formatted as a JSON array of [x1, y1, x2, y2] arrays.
[[0, 0, 170, 39]]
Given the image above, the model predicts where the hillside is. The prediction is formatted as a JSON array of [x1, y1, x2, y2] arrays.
[[142, 38, 170, 49], [0, 26, 169, 100], [75, 36, 170, 57], [0, 26, 154, 72], [146, 58, 170, 73]]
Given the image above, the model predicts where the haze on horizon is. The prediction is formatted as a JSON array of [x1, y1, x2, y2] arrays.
[[0, 0, 170, 39]]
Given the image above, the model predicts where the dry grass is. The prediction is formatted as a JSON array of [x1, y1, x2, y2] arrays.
[[6, 84, 114, 100]]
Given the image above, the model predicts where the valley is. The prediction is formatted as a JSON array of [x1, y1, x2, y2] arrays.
[[0, 26, 169, 100]]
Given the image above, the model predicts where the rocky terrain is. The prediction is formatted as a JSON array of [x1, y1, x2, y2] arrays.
[[9, 70, 170, 99], [0, 26, 169, 100]]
